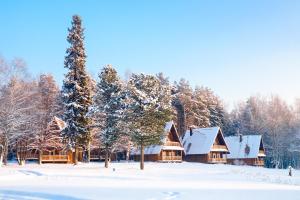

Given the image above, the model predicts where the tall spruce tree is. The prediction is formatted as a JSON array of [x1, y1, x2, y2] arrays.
[[93, 65, 124, 168], [127, 73, 172, 170], [173, 79, 198, 132], [62, 15, 92, 164]]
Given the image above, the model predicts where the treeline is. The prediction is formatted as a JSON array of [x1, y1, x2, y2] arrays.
[[0, 58, 62, 165], [0, 15, 299, 169], [224, 96, 300, 169]]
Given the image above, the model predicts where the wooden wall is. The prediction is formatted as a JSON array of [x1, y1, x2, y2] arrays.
[[227, 158, 264, 166], [133, 154, 160, 162], [184, 154, 208, 163]]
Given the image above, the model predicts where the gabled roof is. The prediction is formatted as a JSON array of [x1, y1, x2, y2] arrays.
[[225, 135, 265, 159], [182, 127, 227, 155], [132, 121, 184, 155], [52, 116, 66, 131]]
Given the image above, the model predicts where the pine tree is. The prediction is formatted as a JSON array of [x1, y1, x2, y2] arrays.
[[61, 15, 92, 164], [193, 86, 210, 127], [200, 87, 224, 127], [92, 65, 124, 168], [173, 79, 199, 133], [126, 73, 172, 170]]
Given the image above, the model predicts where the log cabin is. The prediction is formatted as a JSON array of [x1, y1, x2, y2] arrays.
[[132, 121, 184, 162], [27, 116, 83, 164], [182, 127, 229, 164], [38, 116, 74, 164], [225, 135, 266, 166]]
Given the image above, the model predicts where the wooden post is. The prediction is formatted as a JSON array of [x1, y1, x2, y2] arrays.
[[74, 146, 78, 165], [39, 150, 43, 165], [140, 144, 144, 170]]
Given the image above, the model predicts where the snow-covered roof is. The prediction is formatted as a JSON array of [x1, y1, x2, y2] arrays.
[[164, 121, 174, 135], [131, 121, 183, 155], [162, 146, 184, 151], [225, 135, 265, 159], [53, 116, 66, 131], [182, 127, 225, 155]]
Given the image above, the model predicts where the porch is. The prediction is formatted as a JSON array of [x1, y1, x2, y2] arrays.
[[41, 154, 70, 163], [208, 157, 227, 164], [160, 149, 183, 162]]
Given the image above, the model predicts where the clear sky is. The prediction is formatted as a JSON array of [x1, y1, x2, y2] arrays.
[[1, 0, 300, 108]]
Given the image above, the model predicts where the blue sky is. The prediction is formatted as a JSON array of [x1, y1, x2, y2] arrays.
[[1, 0, 300, 108]]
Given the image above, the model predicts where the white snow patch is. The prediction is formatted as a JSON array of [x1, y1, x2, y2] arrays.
[[0, 162, 299, 200]]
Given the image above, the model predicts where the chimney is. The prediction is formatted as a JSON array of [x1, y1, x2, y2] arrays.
[[239, 134, 243, 142], [190, 128, 193, 136], [237, 128, 242, 142], [181, 132, 185, 140]]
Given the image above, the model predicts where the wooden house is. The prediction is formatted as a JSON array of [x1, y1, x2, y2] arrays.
[[132, 121, 184, 162], [26, 116, 83, 164], [182, 127, 229, 164], [225, 135, 266, 166], [39, 116, 75, 164]]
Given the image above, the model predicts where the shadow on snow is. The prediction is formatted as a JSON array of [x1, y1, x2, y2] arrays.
[[0, 190, 85, 200]]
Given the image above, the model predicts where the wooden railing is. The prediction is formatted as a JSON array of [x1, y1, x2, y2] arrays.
[[26, 153, 39, 160], [254, 160, 264, 166], [161, 156, 182, 161], [90, 155, 103, 160], [212, 145, 227, 150], [41, 155, 69, 162], [165, 141, 181, 147], [208, 158, 227, 163]]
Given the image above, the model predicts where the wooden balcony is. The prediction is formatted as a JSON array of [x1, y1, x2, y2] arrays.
[[161, 155, 182, 162], [211, 145, 228, 151], [165, 141, 181, 147], [41, 155, 69, 162], [208, 158, 227, 164], [258, 150, 266, 156]]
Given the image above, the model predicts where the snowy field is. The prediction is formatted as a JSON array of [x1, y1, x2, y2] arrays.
[[0, 162, 300, 200]]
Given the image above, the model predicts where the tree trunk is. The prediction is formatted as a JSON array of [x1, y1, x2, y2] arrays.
[[17, 143, 26, 166], [0, 145, 3, 166], [84, 141, 91, 163], [17, 152, 21, 165], [126, 150, 129, 161], [126, 143, 130, 161], [105, 145, 109, 168], [16, 144, 25, 166], [140, 144, 144, 170], [74, 146, 78, 165], [39, 150, 43, 165], [3, 140, 8, 165]]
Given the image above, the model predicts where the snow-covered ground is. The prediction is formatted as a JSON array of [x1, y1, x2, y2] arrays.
[[0, 162, 299, 200]]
